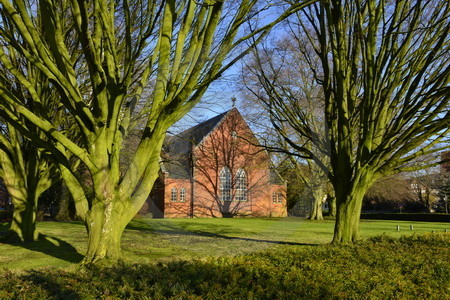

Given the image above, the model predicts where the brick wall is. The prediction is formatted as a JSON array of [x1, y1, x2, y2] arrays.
[[163, 178, 192, 218]]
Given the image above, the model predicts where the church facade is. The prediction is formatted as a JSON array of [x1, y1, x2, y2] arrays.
[[139, 108, 287, 218]]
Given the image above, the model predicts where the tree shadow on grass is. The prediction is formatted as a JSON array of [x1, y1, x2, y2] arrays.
[[127, 220, 319, 246], [0, 230, 84, 264]]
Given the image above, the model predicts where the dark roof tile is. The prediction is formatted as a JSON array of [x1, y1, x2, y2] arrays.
[[162, 111, 229, 179]]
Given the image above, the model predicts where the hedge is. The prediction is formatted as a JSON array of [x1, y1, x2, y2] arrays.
[[361, 213, 450, 222]]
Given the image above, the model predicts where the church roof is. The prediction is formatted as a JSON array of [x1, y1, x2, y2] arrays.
[[270, 169, 285, 185], [175, 111, 228, 146]]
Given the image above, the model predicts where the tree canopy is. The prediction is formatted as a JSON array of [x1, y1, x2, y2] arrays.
[[244, 0, 450, 242], [0, 0, 315, 262]]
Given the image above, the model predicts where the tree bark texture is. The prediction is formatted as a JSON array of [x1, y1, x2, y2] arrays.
[[327, 194, 336, 217], [0, 140, 53, 242], [309, 187, 324, 220], [83, 199, 132, 262], [332, 183, 367, 243], [54, 182, 76, 221], [9, 196, 38, 241]]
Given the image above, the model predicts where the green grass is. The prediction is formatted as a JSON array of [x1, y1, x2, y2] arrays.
[[1, 217, 448, 270], [0, 218, 449, 299], [0, 233, 448, 299]]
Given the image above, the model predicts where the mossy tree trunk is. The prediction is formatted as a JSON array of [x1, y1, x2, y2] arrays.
[[332, 184, 367, 243], [5, 173, 52, 242], [83, 199, 133, 261], [60, 125, 166, 263], [9, 198, 37, 241], [0, 126, 54, 241], [327, 193, 336, 217]]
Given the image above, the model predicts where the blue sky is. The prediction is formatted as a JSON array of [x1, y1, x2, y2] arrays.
[[171, 4, 291, 134]]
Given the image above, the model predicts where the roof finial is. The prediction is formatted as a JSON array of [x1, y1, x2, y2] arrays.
[[231, 97, 236, 108]]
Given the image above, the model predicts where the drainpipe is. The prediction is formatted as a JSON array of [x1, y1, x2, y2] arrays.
[[190, 148, 195, 218]]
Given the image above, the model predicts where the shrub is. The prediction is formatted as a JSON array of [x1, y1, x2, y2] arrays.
[[361, 213, 450, 222], [0, 207, 13, 221], [0, 233, 448, 299]]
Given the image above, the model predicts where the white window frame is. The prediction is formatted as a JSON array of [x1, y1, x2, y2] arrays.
[[235, 168, 247, 201], [180, 188, 186, 202], [171, 187, 178, 202], [277, 191, 283, 203], [272, 192, 277, 203]]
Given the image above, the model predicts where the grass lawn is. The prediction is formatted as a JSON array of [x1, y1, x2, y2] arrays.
[[1, 217, 448, 270], [0, 218, 449, 299]]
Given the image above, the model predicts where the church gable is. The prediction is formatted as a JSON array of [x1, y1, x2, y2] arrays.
[[192, 109, 271, 217]]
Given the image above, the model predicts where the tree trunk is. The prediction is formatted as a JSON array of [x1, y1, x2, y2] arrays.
[[80, 187, 138, 264], [327, 193, 336, 217], [332, 187, 366, 243], [1, 142, 53, 241], [9, 195, 38, 241], [309, 187, 324, 220], [425, 191, 432, 212], [55, 181, 75, 221], [61, 130, 164, 264]]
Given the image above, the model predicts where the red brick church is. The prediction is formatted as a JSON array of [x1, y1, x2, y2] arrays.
[[140, 108, 287, 218]]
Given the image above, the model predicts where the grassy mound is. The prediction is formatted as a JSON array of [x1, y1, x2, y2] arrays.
[[1, 233, 448, 299]]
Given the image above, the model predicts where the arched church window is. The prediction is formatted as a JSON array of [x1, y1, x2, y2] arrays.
[[219, 167, 232, 201], [235, 168, 247, 201]]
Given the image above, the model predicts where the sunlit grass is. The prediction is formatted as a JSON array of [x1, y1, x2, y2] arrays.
[[0, 217, 449, 271]]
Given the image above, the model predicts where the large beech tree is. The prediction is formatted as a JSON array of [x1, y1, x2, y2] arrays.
[[248, 0, 449, 242], [0, 0, 314, 262]]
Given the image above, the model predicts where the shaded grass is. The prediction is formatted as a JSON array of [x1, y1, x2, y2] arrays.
[[0, 233, 448, 299], [0, 222, 86, 271]]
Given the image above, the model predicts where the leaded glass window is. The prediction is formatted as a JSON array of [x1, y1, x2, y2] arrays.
[[219, 167, 232, 201], [272, 192, 277, 203], [235, 168, 247, 201], [277, 192, 283, 203], [180, 188, 186, 202], [171, 187, 178, 202]]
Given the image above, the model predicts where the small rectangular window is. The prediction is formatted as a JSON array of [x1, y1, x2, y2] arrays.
[[171, 188, 178, 202], [277, 192, 283, 203], [180, 188, 186, 202], [272, 192, 277, 203]]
